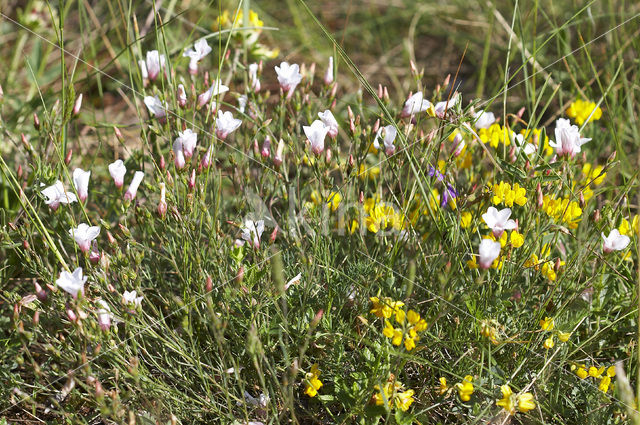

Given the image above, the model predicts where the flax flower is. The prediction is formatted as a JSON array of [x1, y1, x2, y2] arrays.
[[183, 38, 211, 74], [69, 223, 100, 253], [42, 180, 77, 210], [303, 120, 330, 155], [56, 267, 87, 298], [72, 168, 91, 202]]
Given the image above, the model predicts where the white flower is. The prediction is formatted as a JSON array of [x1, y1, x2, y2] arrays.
[[248, 63, 261, 92], [183, 38, 212, 74], [434, 94, 459, 118], [451, 132, 466, 156], [138, 59, 148, 79], [145, 50, 166, 81], [473, 110, 495, 129], [122, 290, 143, 309], [549, 118, 591, 158], [215, 110, 242, 140], [42, 180, 77, 210], [318, 110, 339, 138], [324, 56, 334, 85], [401, 92, 432, 117], [373, 125, 397, 155], [238, 95, 248, 114], [482, 206, 517, 237], [197, 79, 229, 108], [303, 120, 330, 155], [177, 129, 197, 159], [108, 160, 127, 188], [273, 139, 285, 166], [56, 267, 87, 298], [284, 273, 302, 291], [241, 219, 265, 249], [72, 168, 91, 202], [124, 171, 144, 201], [602, 229, 630, 253], [512, 133, 537, 156], [243, 391, 269, 409], [275, 62, 302, 97], [144, 95, 167, 120], [69, 223, 100, 253], [478, 239, 501, 269], [96, 299, 113, 331]]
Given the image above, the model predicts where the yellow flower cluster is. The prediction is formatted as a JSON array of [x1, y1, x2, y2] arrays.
[[455, 375, 474, 401], [217, 9, 264, 30], [566, 99, 603, 125], [541, 195, 582, 229], [538, 317, 570, 350], [619, 215, 640, 236], [525, 245, 564, 281], [577, 163, 606, 201], [491, 181, 528, 207], [486, 230, 524, 248], [496, 384, 536, 414], [519, 128, 553, 156], [371, 297, 427, 351], [363, 198, 406, 233], [304, 364, 323, 397], [357, 164, 381, 180], [571, 364, 616, 393], [478, 124, 512, 149], [372, 379, 415, 411]]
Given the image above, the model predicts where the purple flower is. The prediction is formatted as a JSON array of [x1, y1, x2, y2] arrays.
[[427, 166, 444, 182], [441, 184, 458, 207]]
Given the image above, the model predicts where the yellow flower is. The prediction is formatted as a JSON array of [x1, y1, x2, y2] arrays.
[[543, 336, 555, 349], [404, 336, 416, 351], [496, 384, 515, 414], [439, 377, 449, 395], [407, 310, 420, 325], [326, 192, 342, 212], [510, 231, 524, 248], [606, 365, 616, 377], [456, 375, 474, 402], [572, 364, 588, 379], [599, 375, 611, 393], [517, 392, 536, 412], [557, 331, 571, 342], [588, 366, 605, 378], [395, 389, 415, 411], [539, 317, 555, 331], [460, 211, 472, 228], [566, 99, 602, 125], [358, 164, 380, 180], [304, 364, 323, 397]]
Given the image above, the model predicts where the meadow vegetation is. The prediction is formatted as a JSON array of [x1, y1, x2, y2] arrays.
[[1, 0, 640, 424]]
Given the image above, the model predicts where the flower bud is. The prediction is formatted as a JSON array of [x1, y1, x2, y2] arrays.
[[205, 276, 213, 292], [177, 84, 187, 108], [536, 183, 543, 208], [253, 139, 260, 157], [34, 282, 47, 302], [17, 165, 23, 179], [114, 126, 124, 142], [64, 149, 73, 165], [377, 84, 383, 99], [270, 227, 278, 243], [89, 242, 101, 264], [235, 266, 244, 284], [273, 139, 285, 167], [33, 113, 40, 130], [159, 155, 166, 171], [188, 169, 196, 190], [261, 137, 271, 158], [325, 148, 332, 163], [33, 310, 40, 326], [593, 209, 600, 222], [66, 307, 78, 323], [157, 182, 167, 217], [73, 94, 83, 116], [323, 56, 334, 86]]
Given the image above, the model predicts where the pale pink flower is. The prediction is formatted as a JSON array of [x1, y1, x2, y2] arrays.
[[482, 206, 517, 237], [183, 38, 212, 74], [550, 118, 591, 158], [124, 171, 144, 201], [273, 139, 285, 166], [275, 62, 302, 98], [401, 92, 431, 118], [215, 110, 242, 140], [241, 219, 265, 249], [201, 146, 213, 168], [177, 84, 187, 107], [473, 110, 495, 129], [144, 50, 166, 81], [108, 160, 126, 188], [324, 56, 334, 85], [373, 125, 397, 155], [478, 239, 501, 269], [197, 79, 229, 108], [72, 168, 90, 202], [122, 290, 143, 309], [69, 223, 100, 253], [602, 229, 630, 253], [434, 94, 459, 119], [144, 95, 167, 120], [318, 110, 339, 138], [42, 180, 77, 210], [303, 120, 330, 155], [248, 63, 261, 92], [96, 299, 113, 331], [56, 267, 87, 298], [178, 129, 198, 159], [173, 139, 186, 169], [73, 94, 83, 116]]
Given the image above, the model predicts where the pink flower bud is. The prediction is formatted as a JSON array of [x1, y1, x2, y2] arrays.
[[65, 149, 73, 165], [67, 307, 78, 323], [34, 282, 47, 302], [33, 113, 40, 130], [188, 169, 196, 190], [261, 137, 271, 158], [273, 139, 285, 166], [324, 56, 334, 85], [124, 171, 144, 201], [89, 242, 101, 264], [177, 84, 187, 108], [158, 182, 167, 217], [73, 93, 83, 116]]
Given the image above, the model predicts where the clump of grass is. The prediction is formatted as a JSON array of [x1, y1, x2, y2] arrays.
[[1, 1, 640, 424]]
